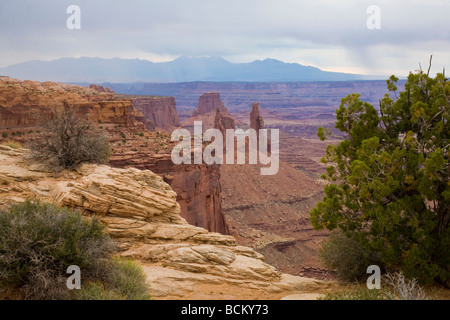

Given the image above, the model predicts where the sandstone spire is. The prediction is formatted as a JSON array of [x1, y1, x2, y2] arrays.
[[250, 102, 264, 131]]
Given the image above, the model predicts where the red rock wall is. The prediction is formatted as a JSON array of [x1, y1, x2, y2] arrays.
[[132, 97, 180, 133], [0, 78, 142, 130], [250, 102, 264, 131]]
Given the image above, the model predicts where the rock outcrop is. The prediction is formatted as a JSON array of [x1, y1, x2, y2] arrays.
[[0, 146, 333, 299], [250, 102, 264, 131], [0, 77, 143, 131], [214, 108, 235, 135], [110, 152, 229, 235], [89, 84, 114, 93], [182, 92, 235, 133], [193, 92, 228, 117], [132, 97, 180, 133]]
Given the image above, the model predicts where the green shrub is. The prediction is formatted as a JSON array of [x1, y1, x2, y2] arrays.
[[0, 200, 116, 299], [103, 258, 150, 300], [75, 257, 151, 300], [75, 282, 124, 300], [319, 231, 383, 283], [0, 200, 150, 300], [1, 133, 7, 138]]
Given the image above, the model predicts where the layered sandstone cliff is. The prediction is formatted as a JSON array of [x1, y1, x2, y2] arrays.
[[0, 77, 143, 131], [0, 146, 332, 299], [132, 97, 180, 133]]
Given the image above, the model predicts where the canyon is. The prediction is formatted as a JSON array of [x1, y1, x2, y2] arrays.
[[0, 145, 335, 299], [0, 77, 227, 235], [0, 76, 354, 291]]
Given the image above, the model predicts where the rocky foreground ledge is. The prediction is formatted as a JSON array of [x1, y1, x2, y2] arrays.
[[0, 145, 334, 299]]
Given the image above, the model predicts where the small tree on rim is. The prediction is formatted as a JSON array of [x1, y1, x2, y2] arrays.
[[29, 101, 111, 170]]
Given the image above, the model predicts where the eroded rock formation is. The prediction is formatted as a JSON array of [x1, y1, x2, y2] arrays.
[[0, 146, 332, 299], [0, 77, 143, 131], [250, 102, 264, 131], [193, 92, 228, 116], [132, 97, 180, 133], [89, 84, 113, 93], [214, 108, 235, 135], [182, 92, 235, 133], [110, 152, 229, 235]]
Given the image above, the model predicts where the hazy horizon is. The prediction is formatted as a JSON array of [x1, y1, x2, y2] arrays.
[[1, 1, 449, 77]]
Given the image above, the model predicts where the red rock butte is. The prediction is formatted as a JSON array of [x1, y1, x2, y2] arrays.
[[193, 92, 229, 116]]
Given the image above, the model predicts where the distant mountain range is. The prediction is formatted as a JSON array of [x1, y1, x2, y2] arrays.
[[0, 56, 380, 83]]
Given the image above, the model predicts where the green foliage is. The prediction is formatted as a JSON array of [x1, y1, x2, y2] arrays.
[[103, 258, 150, 300], [1, 133, 7, 138], [0, 200, 116, 299], [74, 281, 123, 300], [75, 258, 150, 300], [319, 231, 382, 283], [311, 69, 450, 285]]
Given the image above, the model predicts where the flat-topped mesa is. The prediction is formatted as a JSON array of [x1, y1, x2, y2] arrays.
[[132, 96, 180, 133], [250, 102, 264, 132], [193, 92, 229, 116]]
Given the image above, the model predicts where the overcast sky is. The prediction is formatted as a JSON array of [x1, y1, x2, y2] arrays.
[[0, 0, 449, 76]]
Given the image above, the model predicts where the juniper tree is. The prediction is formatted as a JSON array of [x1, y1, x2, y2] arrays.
[[311, 67, 449, 286]]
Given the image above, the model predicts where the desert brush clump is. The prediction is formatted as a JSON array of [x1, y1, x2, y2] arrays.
[[28, 101, 111, 171], [320, 271, 431, 300], [0, 200, 150, 300]]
